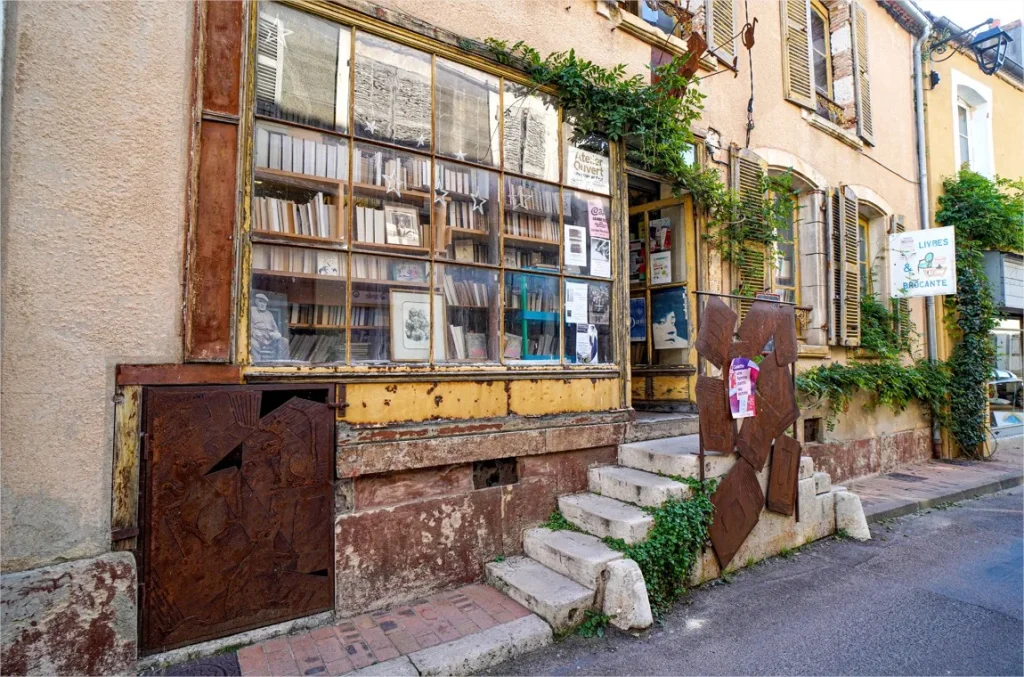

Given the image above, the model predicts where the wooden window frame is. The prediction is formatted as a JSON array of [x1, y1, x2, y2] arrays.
[[857, 214, 870, 297], [774, 194, 800, 306], [229, 0, 623, 376], [809, 0, 832, 100]]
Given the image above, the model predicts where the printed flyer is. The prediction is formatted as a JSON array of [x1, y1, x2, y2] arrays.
[[728, 357, 760, 419]]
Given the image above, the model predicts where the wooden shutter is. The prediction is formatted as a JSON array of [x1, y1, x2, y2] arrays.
[[732, 148, 769, 319], [826, 186, 860, 346], [851, 2, 874, 145], [780, 0, 815, 109], [255, 15, 282, 106], [889, 214, 911, 340], [706, 0, 736, 65]]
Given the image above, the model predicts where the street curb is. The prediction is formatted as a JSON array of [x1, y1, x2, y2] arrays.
[[864, 472, 1024, 523], [408, 614, 552, 676]]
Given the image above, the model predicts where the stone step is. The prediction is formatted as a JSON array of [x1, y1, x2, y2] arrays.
[[618, 434, 737, 479], [558, 493, 653, 545], [484, 556, 595, 633], [625, 412, 700, 443], [523, 528, 623, 590], [589, 465, 691, 507]]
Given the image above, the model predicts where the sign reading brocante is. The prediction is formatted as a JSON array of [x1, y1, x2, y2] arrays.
[[889, 225, 958, 298]]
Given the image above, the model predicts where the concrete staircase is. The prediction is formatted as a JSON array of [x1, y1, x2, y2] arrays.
[[486, 431, 866, 634]]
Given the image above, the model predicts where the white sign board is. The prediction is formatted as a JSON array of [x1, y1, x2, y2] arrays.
[[566, 145, 610, 195], [889, 226, 957, 298]]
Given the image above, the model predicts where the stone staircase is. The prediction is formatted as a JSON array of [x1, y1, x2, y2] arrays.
[[485, 432, 868, 634]]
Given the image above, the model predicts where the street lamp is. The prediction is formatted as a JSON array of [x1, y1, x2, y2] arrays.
[[970, 27, 1013, 76]]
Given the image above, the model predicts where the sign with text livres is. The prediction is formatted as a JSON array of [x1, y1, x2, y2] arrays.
[[889, 226, 957, 298]]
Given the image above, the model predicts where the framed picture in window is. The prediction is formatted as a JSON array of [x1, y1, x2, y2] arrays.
[[389, 290, 445, 361], [384, 205, 422, 247]]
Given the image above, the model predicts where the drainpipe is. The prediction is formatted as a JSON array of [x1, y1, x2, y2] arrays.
[[893, 0, 941, 457]]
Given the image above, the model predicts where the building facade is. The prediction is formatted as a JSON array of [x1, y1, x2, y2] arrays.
[[1, 0, 927, 672]]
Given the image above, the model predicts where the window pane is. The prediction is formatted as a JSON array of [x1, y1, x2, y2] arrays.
[[958, 105, 969, 136], [647, 206, 686, 286], [255, 121, 348, 242], [504, 272, 560, 361], [435, 59, 500, 166], [349, 254, 438, 362], [503, 176, 559, 272], [251, 244, 347, 364], [563, 191, 611, 278], [810, 11, 829, 96], [775, 197, 796, 289], [503, 83, 560, 182], [353, 32, 431, 150], [351, 142, 431, 256], [435, 161, 500, 264], [651, 286, 691, 365], [564, 124, 610, 195], [630, 294, 649, 365], [438, 264, 500, 362], [629, 208, 652, 286], [257, 2, 350, 133], [565, 279, 614, 364]]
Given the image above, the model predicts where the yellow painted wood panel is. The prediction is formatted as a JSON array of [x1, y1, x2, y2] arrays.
[[343, 380, 508, 424], [651, 374, 694, 401], [508, 378, 621, 416]]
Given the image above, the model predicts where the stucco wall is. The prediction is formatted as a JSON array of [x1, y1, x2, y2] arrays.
[[0, 1, 192, 571]]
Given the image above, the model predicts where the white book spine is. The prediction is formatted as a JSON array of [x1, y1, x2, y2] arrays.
[[316, 143, 328, 177], [282, 136, 293, 172], [303, 140, 316, 174], [327, 144, 338, 179], [292, 139, 303, 174], [269, 133, 282, 170], [256, 128, 270, 168]]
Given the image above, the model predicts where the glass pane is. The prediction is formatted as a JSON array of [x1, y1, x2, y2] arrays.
[[435, 161, 500, 264], [563, 191, 611, 278], [564, 124, 610, 195], [349, 254, 439, 362], [435, 59, 501, 166], [503, 272, 560, 362], [251, 244, 347, 364], [629, 209, 651, 287], [256, 2, 350, 133], [958, 105, 969, 136], [503, 83, 560, 182], [647, 205, 687, 286], [255, 121, 348, 243], [630, 294, 648, 365], [651, 286, 691, 366], [438, 264, 500, 362], [775, 197, 796, 289], [503, 177, 559, 272], [353, 32, 431, 150], [564, 279, 614, 364], [351, 142, 431, 256]]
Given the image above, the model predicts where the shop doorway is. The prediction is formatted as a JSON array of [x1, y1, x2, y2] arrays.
[[627, 172, 698, 411], [139, 386, 335, 654]]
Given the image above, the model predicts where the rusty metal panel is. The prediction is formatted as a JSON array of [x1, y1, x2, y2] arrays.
[[732, 299, 777, 359], [186, 120, 239, 362], [142, 386, 334, 653], [696, 376, 734, 453], [760, 359, 799, 438], [774, 305, 798, 366], [694, 297, 737, 369], [735, 408, 774, 471], [767, 434, 801, 515], [709, 460, 763, 569], [202, 1, 244, 116]]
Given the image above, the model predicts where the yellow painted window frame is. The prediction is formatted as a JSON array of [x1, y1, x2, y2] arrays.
[[858, 214, 871, 296], [809, 0, 833, 100], [774, 194, 800, 305], [237, 0, 623, 376]]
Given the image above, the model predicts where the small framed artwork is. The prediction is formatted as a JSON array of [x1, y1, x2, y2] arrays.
[[384, 205, 422, 247], [389, 290, 446, 361], [391, 260, 429, 283]]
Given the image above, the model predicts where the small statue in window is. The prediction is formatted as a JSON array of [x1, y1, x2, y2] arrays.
[[250, 293, 289, 361]]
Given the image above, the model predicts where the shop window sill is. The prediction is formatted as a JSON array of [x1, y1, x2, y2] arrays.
[[797, 343, 830, 359], [801, 109, 863, 150]]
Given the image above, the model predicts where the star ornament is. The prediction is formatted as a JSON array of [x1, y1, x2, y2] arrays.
[[383, 165, 402, 198], [471, 192, 487, 215], [364, 119, 378, 136], [434, 188, 449, 205], [454, 149, 467, 162], [415, 132, 427, 147]]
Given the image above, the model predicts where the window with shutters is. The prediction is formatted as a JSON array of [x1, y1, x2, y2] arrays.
[[826, 186, 861, 346], [775, 194, 799, 305], [732, 149, 770, 320], [809, 1, 832, 102], [706, 0, 736, 66], [857, 215, 870, 296], [621, 1, 686, 38]]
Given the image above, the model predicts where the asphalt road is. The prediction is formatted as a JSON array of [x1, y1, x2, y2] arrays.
[[485, 486, 1024, 676]]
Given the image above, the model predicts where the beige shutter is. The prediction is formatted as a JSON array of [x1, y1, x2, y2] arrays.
[[780, 0, 815, 109], [706, 0, 736, 65], [826, 188, 841, 345], [889, 214, 911, 340], [851, 2, 874, 145], [840, 186, 861, 346], [732, 148, 769, 319]]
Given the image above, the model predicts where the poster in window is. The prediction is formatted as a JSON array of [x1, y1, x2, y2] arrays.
[[587, 200, 610, 239], [575, 323, 599, 364], [564, 225, 588, 268], [567, 145, 610, 194], [629, 241, 646, 283], [650, 251, 672, 285], [590, 283, 611, 325], [565, 281, 589, 324], [651, 287, 688, 349], [630, 297, 647, 342], [590, 238, 611, 278], [648, 218, 672, 251]]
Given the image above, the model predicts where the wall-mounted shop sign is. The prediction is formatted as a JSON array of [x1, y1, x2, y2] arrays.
[[889, 226, 958, 298]]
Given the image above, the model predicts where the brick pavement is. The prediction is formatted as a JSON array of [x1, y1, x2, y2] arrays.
[[235, 584, 531, 676], [848, 436, 1023, 522]]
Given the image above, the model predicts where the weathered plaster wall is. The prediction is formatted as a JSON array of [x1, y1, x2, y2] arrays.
[[0, 1, 192, 571]]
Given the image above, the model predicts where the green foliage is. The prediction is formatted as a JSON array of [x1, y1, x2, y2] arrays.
[[935, 169, 1022, 457], [778, 547, 794, 559], [483, 39, 791, 259], [540, 509, 583, 533], [575, 610, 612, 638], [860, 296, 913, 360], [603, 477, 717, 614]]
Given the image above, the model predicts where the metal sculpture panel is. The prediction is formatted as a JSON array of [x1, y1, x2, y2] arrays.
[[696, 376, 735, 453], [142, 387, 334, 653], [694, 297, 737, 369], [767, 434, 801, 515], [774, 305, 799, 366], [708, 460, 764, 568]]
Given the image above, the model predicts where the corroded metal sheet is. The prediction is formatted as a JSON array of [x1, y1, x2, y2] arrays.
[[709, 460, 764, 569], [735, 405, 774, 471], [774, 305, 798, 366], [767, 434, 801, 515], [695, 297, 737, 369], [142, 387, 334, 653], [760, 359, 799, 438], [734, 300, 777, 359], [696, 376, 735, 453]]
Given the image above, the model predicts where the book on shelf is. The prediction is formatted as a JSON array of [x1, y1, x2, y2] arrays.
[[448, 325, 488, 360], [289, 303, 344, 326], [503, 332, 523, 360], [252, 245, 342, 277], [349, 329, 389, 361], [350, 254, 428, 282], [288, 333, 345, 363], [352, 147, 430, 192], [503, 212, 556, 241], [503, 177, 558, 215], [503, 247, 557, 271], [452, 239, 489, 263], [504, 284, 557, 312], [254, 193, 336, 239], [349, 306, 387, 326], [255, 125, 347, 180], [442, 275, 490, 307], [528, 333, 557, 357]]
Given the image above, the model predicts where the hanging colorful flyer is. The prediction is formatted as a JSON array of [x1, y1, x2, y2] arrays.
[[728, 357, 760, 419]]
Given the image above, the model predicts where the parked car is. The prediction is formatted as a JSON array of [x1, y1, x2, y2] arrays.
[[989, 368, 1024, 409]]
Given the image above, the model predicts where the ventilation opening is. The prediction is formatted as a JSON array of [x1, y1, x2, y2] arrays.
[[473, 458, 518, 489], [259, 388, 329, 418], [803, 417, 822, 444]]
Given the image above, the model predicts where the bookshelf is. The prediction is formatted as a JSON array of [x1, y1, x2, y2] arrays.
[[504, 273, 559, 361], [442, 267, 498, 361]]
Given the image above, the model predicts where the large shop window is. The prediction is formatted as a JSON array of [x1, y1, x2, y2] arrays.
[[249, 2, 615, 367]]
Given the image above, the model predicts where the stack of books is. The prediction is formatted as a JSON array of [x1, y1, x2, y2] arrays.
[[289, 304, 344, 326], [442, 275, 490, 307], [353, 147, 430, 191], [350, 254, 428, 282], [252, 245, 341, 277], [503, 212, 557, 241], [504, 284, 557, 312], [256, 126, 347, 180], [503, 247, 557, 271], [350, 307, 387, 327], [349, 330, 388, 361], [288, 333, 345, 363], [528, 333, 557, 357], [447, 326, 488, 360], [254, 194, 335, 239]]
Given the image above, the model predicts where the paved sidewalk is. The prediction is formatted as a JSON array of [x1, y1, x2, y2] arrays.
[[848, 435, 1023, 522]]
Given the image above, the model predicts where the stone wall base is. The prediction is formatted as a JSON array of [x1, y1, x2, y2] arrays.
[[803, 429, 932, 484], [1, 552, 137, 676]]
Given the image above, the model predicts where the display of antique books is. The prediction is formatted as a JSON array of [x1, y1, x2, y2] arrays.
[[255, 123, 349, 180], [503, 88, 558, 181], [254, 192, 337, 240], [435, 58, 500, 166], [353, 33, 431, 149], [503, 177, 559, 243], [504, 273, 558, 360], [252, 244, 342, 278]]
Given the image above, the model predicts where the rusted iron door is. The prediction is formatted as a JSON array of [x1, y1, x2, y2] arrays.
[[141, 386, 334, 653]]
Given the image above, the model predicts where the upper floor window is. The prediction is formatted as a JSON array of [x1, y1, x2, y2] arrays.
[[775, 194, 799, 304], [951, 70, 994, 177], [810, 0, 832, 101], [957, 100, 972, 169], [621, 1, 685, 38]]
